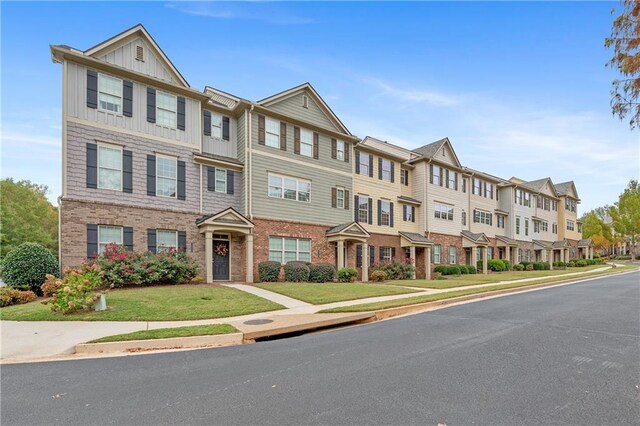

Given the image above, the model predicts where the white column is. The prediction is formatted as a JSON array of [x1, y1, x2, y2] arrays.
[[362, 242, 369, 282], [409, 246, 416, 279], [505, 246, 511, 266], [472, 246, 478, 269], [560, 248, 565, 263], [589, 247, 593, 260], [245, 233, 254, 283], [482, 246, 488, 275], [337, 240, 345, 270], [548, 249, 553, 270], [205, 231, 213, 283], [426, 246, 432, 280]]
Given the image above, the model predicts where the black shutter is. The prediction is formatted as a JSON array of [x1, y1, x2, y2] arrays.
[[446, 170, 450, 188], [356, 245, 362, 268], [222, 116, 230, 141], [390, 202, 394, 227], [203, 111, 211, 136], [331, 138, 337, 159], [177, 96, 186, 130], [344, 143, 350, 163], [207, 167, 215, 191], [147, 229, 157, 253], [377, 200, 382, 225], [379, 248, 384, 262], [123, 150, 133, 193], [369, 245, 375, 267], [331, 187, 337, 208], [368, 154, 374, 177], [430, 164, 434, 184], [86, 143, 97, 189], [177, 160, 186, 200], [354, 195, 359, 222], [123, 80, 133, 117], [391, 247, 396, 258], [378, 157, 383, 180], [390, 161, 395, 183], [355, 151, 360, 174], [146, 88, 156, 123], [345, 190, 350, 210], [178, 231, 187, 252], [87, 224, 98, 259], [403, 205, 407, 221], [86, 70, 98, 109], [368, 198, 373, 224], [123, 227, 134, 251], [227, 170, 234, 194], [146, 155, 156, 196], [412, 206, 415, 223]]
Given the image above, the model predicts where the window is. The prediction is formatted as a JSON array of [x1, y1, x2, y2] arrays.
[[488, 247, 494, 259], [477, 247, 483, 261], [473, 210, 492, 225], [524, 192, 530, 207], [97, 144, 122, 190], [566, 220, 575, 231], [552, 200, 558, 211], [157, 230, 177, 252], [268, 174, 311, 202], [358, 196, 369, 223], [359, 153, 370, 176], [211, 113, 222, 139], [380, 200, 391, 226], [497, 215, 505, 228], [265, 118, 280, 148], [400, 169, 409, 185], [432, 244, 442, 264], [544, 197, 550, 211], [485, 183, 493, 199], [432, 166, 442, 186], [434, 203, 454, 221], [534, 221, 540, 233], [98, 74, 122, 113], [541, 222, 548, 232], [516, 217, 521, 235], [578, 222, 582, 233], [98, 225, 122, 254], [336, 188, 345, 209], [515, 189, 522, 205], [300, 129, 313, 157], [525, 218, 529, 236], [156, 91, 177, 128], [403, 205, 413, 222], [269, 237, 311, 263], [380, 247, 393, 262], [473, 178, 481, 195], [462, 178, 467, 193], [336, 140, 345, 161], [156, 155, 177, 198], [448, 246, 457, 264], [448, 171, 457, 190], [537, 196, 543, 209], [215, 168, 227, 193], [381, 159, 392, 181]]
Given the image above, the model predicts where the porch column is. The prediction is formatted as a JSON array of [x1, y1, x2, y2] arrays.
[[245, 233, 254, 283], [560, 248, 565, 263], [547, 249, 553, 270], [205, 231, 213, 283], [337, 239, 345, 270], [362, 242, 369, 282], [589, 247, 593, 260], [515, 248, 520, 264], [409, 246, 416, 279], [505, 246, 511, 266], [471, 246, 478, 269], [426, 246, 432, 280], [482, 246, 488, 275]]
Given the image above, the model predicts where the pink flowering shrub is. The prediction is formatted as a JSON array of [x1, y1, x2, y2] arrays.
[[370, 257, 415, 280], [0, 288, 37, 307], [91, 244, 198, 288], [42, 264, 103, 314]]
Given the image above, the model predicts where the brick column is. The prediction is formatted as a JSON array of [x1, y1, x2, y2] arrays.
[[362, 242, 369, 282], [205, 231, 213, 283], [245, 233, 254, 283]]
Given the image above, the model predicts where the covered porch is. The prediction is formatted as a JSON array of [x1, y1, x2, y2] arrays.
[[532, 240, 555, 269], [552, 239, 571, 263], [326, 222, 370, 281], [461, 230, 490, 274], [495, 235, 518, 266], [399, 232, 433, 280], [577, 239, 594, 259]]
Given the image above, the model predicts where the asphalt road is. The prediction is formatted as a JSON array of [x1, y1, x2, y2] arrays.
[[2, 272, 639, 425]]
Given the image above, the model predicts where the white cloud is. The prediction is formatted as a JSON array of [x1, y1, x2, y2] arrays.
[[165, 2, 313, 25], [358, 76, 462, 107]]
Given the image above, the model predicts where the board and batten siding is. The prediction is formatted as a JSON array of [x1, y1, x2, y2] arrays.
[[97, 37, 176, 84], [66, 62, 200, 146], [264, 92, 340, 133], [202, 110, 238, 159]]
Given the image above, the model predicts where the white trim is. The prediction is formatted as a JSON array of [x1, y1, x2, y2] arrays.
[[97, 72, 124, 115], [267, 172, 311, 203], [98, 225, 123, 254], [155, 153, 178, 198], [97, 143, 123, 191]]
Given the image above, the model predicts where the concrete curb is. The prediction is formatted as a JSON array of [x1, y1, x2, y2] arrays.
[[75, 332, 244, 355]]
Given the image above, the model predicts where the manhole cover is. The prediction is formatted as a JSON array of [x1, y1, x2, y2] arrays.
[[243, 319, 274, 325]]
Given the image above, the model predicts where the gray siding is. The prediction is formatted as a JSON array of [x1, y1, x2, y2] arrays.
[[202, 109, 238, 158], [237, 110, 247, 215], [66, 62, 200, 146], [265, 92, 339, 132], [97, 37, 176, 84], [201, 166, 242, 214]]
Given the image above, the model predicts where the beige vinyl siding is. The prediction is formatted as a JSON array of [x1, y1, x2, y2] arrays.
[[513, 196, 533, 242], [66, 62, 199, 146], [400, 168, 414, 199], [426, 180, 465, 236], [498, 187, 513, 237], [469, 184, 499, 238], [432, 144, 459, 167], [202, 109, 238, 158], [413, 163, 428, 231], [251, 154, 352, 225], [559, 197, 581, 241], [97, 37, 176, 84], [264, 92, 340, 132]]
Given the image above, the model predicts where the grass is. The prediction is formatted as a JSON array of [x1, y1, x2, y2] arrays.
[[386, 265, 607, 289], [255, 282, 420, 305], [89, 324, 238, 343], [321, 265, 636, 313], [0, 285, 284, 321]]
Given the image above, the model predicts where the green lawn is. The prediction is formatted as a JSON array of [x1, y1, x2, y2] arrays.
[[0, 285, 284, 321], [386, 265, 608, 289], [256, 283, 420, 305], [322, 265, 635, 313], [89, 324, 238, 343]]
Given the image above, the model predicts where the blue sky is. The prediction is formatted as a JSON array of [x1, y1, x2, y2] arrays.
[[1, 1, 638, 214]]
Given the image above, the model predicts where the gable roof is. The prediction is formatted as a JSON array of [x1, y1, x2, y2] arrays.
[[195, 207, 253, 226], [461, 230, 490, 245], [555, 181, 580, 200], [257, 82, 352, 136], [84, 24, 189, 87], [521, 177, 551, 192], [399, 232, 433, 246], [410, 137, 462, 168]]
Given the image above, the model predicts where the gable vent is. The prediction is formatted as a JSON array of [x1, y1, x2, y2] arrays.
[[135, 45, 144, 62], [302, 95, 308, 108]]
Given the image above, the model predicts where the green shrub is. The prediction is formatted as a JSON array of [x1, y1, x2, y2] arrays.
[[525, 264, 534, 271], [258, 261, 281, 282], [0, 288, 37, 307], [513, 264, 524, 271], [532, 262, 550, 270], [575, 259, 588, 267], [434, 265, 466, 276], [1, 242, 59, 294], [567, 260, 576, 267], [466, 265, 477, 274], [520, 261, 532, 269], [553, 261, 566, 267], [487, 259, 505, 272], [371, 258, 414, 280], [370, 270, 387, 282], [459, 265, 469, 274], [308, 263, 336, 283], [41, 264, 103, 314], [338, 267, 358, 282], [500, 259, 511, 271], [284, 262, 310, 282], [433, 265, 449, 274]]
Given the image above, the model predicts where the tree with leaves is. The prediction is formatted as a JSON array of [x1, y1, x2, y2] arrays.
[[581, 210, 614, 253], [609, 179, 640, 259], [0, 179, 58, 259], [605, 0, 640, 129]]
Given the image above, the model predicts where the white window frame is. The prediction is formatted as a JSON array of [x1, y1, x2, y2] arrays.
[[268, 237, 311, 264], [515, 189, 522, 205], [448, 246, 457, 264], [474, 210, 492, 225], [97, 143, 122, 191], [448, 171, 457, 189], [434, 202, 454, 221], [156, 154, 178, 198], [156, 229, 178, 253], [98, 73, 123, 114], [400, 169, 409, 185], [380, 200, 391, 226], [98, 225, 123, 254], [156, 90, 177, 128], [567, 220, 575, 231], [215, 168, 227, 193], [381, 159, 392, 182], [336, 187, 345, 209], [358, 196, 369, 223], [268, 173, 311, 203], [432, 166, 442, 186], [265, 118, 280, 148], [433, 244, 442, 264], [380, 247, 393, 262], [300, 128, 313, 157], [404, 205, 413, 222], [485, 183, 493, 199], [359, 153, 370, 176], [541, 222, 548, 232], [516, 217, 521, 235], [211, 113, 223, 139], [497, 215, 505, 228], [473, 178, 482, 195], [336, 140, 345, 161]]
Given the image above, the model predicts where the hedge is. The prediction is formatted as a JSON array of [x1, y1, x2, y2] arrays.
[[308, 263, 337, 283], [1, 242, 59, 293], [258, 261, 281, 282], [284, 262, 310, 282]]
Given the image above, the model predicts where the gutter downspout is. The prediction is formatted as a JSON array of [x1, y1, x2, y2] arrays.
[[247, 105, 254, 219], [199, 163, 203, 214]]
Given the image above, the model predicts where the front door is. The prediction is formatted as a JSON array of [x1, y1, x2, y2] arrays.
[[213, 240, 230, 281]]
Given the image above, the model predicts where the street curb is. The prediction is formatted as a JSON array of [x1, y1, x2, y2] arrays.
[[75, 332, 244, 354]]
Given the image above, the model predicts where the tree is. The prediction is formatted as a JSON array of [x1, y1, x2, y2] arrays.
[[609, 179, 640, 259], [0, 179, 58, 259], [581, 210, 614, 253], [605, 0, 640, 129]]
